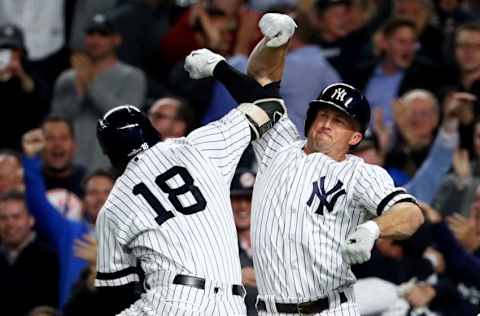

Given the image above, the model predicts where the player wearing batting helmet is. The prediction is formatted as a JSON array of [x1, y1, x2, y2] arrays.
[[190, 13, 424, 316]]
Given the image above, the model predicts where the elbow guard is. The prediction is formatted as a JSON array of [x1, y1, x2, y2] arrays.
[[237, 98, 286, 140]]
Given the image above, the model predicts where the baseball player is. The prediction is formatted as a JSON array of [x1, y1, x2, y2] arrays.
[[94, 14, 295, 316], [188, 13, 425, 315]]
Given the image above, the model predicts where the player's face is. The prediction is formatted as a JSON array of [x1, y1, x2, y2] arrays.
[[305, 108, 362, 160], [384, 26, 416, 69], [85, 32, 120, 61], [83, 176, 113, 222], [0, 200, 34, 249], [455, 30, 480, 73], [42, 121, 76, 172], [231, 195, 252, 232]]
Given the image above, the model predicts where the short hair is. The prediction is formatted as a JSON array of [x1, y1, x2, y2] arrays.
[[82, 169, 116, 192], [42, 115, 76, 139], [0, 190, 26, 204], [456, 21, 480, 36], [0, 149, 22, 164], [381, 17, 417, 38], [147, 95, 196, 133], [27, 306, 61, 316], [400, 89, 439, 110]]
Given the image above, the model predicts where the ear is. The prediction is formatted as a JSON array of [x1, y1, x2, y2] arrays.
[[113, 34, 122, 46], [28, 214, 35, 229], [349, 131, 363, 146]]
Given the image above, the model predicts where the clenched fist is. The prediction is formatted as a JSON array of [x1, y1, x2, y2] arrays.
[[184, 48, 225, 79], [259, 13, 297, 47], [341, 221, 380, 265]]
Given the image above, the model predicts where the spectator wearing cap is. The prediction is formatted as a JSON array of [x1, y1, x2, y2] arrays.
[[230, 168, 257, 315], [0, 23, 50, 150], [51, 13, 146, 172], [0, 0, 75, 100]]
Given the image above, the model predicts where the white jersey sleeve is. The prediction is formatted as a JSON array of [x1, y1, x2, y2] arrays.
[[95, 207, 139, 287], [353, 163, 416, 217], [187, 109, 250, 183], [252, 115, 299, 174]]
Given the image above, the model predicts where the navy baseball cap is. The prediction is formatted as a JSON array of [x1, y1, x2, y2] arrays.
[[315, 0, 352, 10], [85, 14, 117, 35], [0, 24, 25, 51], [230, 170, 256, 197]]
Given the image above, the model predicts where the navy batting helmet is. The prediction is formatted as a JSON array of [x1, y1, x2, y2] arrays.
[[97, 105, 160, 172], [304, 83, 370, 137]]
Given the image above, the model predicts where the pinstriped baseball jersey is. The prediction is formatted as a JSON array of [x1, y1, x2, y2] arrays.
[[95, 110, 250, 292], [251, 116, 415, 302]]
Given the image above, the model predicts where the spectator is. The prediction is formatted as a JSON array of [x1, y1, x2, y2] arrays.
[[146, 95, 195, 139], [308, 0, 389, 78], [393, 0, 445, 64], [51, 13, 146, 171], [386, 89, 441, 176], [22, 122, 86, 221], [352, 89, 466, 204], [160, 0, 261, 66], [168, 0, 262, 117], [444, 21, 480, 155], [422, 202, 480, 315], [230, 168, 257, 316], [0, 0, 75, 99], [0, 191, 59, 316], [350, 17, 443, 129], [0, 149, 24, 194], [435, 0, 475, 65], [22, 133, 115, 307], [0, 23, 49, 150], [434, 117, 480, 216], [69, 0, 117, 52], [27, 306, 61, 316]]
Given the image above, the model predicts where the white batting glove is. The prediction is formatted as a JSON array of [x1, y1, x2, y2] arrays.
[[259, 13, 297, 48], [341, 221, 380, 265], [184, 48, 225, 79]]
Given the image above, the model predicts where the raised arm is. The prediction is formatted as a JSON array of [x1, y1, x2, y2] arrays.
[[184, 13, 296, 142]]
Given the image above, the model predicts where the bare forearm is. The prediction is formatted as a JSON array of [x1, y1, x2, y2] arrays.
[[247, 37, 288, 85], [374, 202, 424, 239]]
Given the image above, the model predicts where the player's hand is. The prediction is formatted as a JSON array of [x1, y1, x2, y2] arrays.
[[341, 221, 380, 265], [22, 129, 46, 157], [259, 13, 297, 47], [184, 48, 225, 79]]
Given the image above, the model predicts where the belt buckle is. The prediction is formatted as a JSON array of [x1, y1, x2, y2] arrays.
[[297, 301, 314, 315]]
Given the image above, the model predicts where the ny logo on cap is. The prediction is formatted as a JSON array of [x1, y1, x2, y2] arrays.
[[331, 88, 347, 102]]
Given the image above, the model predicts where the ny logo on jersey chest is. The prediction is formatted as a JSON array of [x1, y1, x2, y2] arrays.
[[306, 176, 346, 215]]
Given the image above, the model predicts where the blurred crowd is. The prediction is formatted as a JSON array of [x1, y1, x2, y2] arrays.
[[1, 0, 480, 315]]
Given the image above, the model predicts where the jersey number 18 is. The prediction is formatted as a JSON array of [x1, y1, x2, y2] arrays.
[[133, 166, 207, 226]]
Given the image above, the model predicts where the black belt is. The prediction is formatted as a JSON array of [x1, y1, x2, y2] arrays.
[[256, 291, 348, 314], [173, 274, 245, 297]]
